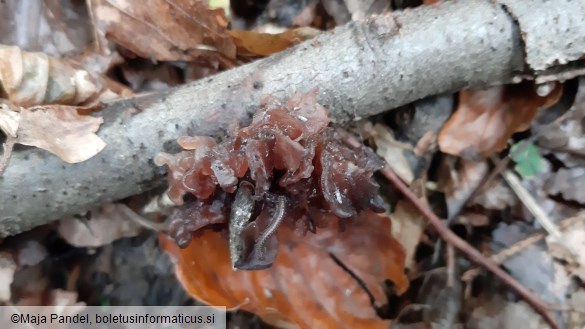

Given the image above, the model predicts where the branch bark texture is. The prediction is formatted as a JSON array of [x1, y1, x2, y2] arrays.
[[1, 0, 584, 236]]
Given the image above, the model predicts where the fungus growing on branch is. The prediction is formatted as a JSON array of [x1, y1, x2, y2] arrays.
[[156, 91, 386, 270]]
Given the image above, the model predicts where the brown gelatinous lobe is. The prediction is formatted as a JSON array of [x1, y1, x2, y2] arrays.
[[155, 91, 386, 269]]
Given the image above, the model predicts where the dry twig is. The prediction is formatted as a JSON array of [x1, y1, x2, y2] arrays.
[[341, 130, 558, 329], [462, 212, 585, 281], [2, 0, 585, 237], [379, 165, 559, 329]]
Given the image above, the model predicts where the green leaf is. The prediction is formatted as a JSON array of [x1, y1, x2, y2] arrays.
[[510, 141, 544, 179]]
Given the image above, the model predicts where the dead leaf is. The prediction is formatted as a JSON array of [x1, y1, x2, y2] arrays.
[[58, 204, 143, 247], [16, 240, 48, 267], [391, 201, 425, 270], [440, 157, 488, 217], [0, 45, 103, 107], [471, 181, 517, 211], [344, 0, 390, 20], [568, 290, 585, 329], [161, 211, 408, 329], [0, 103, 19, 137], [417, 269, 462, 328], [538, 88, 585, 156], [88, 0, 236, 62], [545, 167, 585, 204], [0, 252, 16, 302], [547, 220, 585, 281], [439, 157, 517, 217], [370, 123, 415, 184], [228, 27, 320, 57], [467, 299, 547, 329], [0, 0, 93, 57], [439, 81, 562, 159], [0, 101, 106, 163], [492, 223, 570, 306], [19, 105, 106, 163]]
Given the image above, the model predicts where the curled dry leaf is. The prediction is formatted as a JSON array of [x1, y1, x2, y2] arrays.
[[58, 203, 143, 248], [160, 212, 408, 329], [88, 0, 236, 63], [0, 101, 106, 163], [228, 27, 320, 57], [0, 45, 103, 107], [439, 81, 562, 159]]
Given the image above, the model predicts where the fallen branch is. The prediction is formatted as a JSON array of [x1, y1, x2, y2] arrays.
[[1, 0, 584, 236]]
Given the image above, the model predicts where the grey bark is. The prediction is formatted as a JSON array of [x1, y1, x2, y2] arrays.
[[1, 0, 584, 237]]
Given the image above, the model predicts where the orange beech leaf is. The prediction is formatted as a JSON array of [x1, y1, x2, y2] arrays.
[[88, 0, 236, 63], [438, 81, 562, 159], [160, 211, 408, 329]]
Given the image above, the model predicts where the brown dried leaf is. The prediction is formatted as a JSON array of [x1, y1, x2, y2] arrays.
[[161, 212, 408, 329], [58, 204, 143, 247], [88, 0, 236, 62], [438, 82, 562, 159], [0, 101, 106, 163], [0, 45, 103, 107], [228, 27, 320, 57]]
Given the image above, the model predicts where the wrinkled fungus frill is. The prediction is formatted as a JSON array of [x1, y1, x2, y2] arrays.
[[155, 92, 386, 269]]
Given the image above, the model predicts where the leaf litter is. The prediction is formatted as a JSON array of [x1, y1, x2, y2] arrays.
[[0, 1, 585, 329]]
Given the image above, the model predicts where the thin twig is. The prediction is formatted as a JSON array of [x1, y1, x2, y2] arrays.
[[379, 165, 559, 329], [340, 130, 559, 329], [446, 104, 578, 222], [501, 169, 577, 257], [446, 244, 455, 288], [462, 212, 584, 281]]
